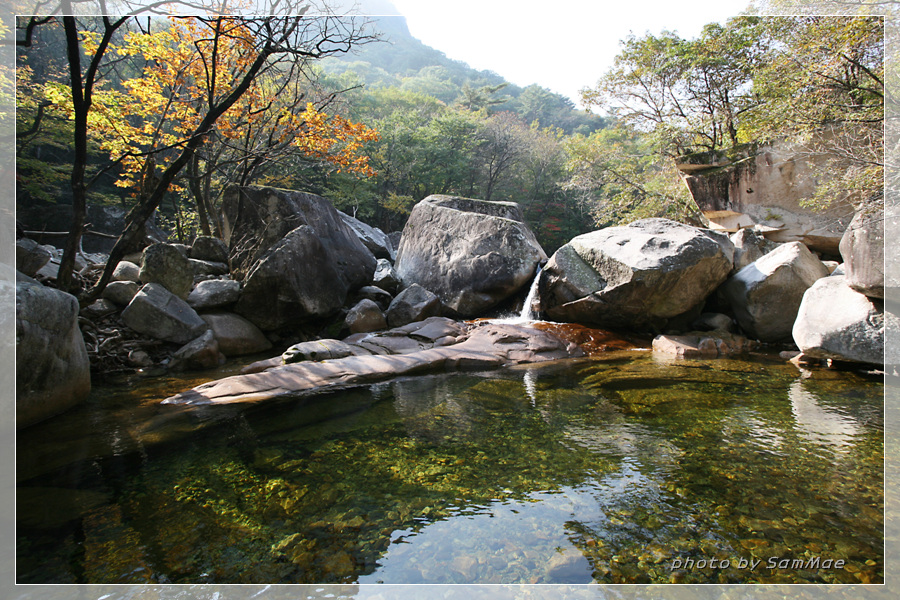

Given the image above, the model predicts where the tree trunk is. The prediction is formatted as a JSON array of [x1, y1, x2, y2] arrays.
[[56, 17, 88, 293]]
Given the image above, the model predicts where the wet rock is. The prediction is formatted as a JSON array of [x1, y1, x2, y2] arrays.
[[652, 332, 757, 358], [545, 549, 591, 582], [187, 279, 241, 310], [189, 235, 230, 264], [792, 275, 887, 365], [121, 283, 209, 344], [839, 203, 884, 299], [540, 218, 733, 331], [721, 241, 829, 342], [200, 312, 272, 356], [16, 282, 91, 427], [164, 321, 578, 405], [102, 281, 140, 306], [385, 283, 442, 328], [16, 238, 52, 277], [345, 299, 387, 334], [139, 243, 194, 300], [394, 194, 547, 317]]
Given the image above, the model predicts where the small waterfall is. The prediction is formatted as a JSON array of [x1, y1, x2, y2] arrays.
[[518, 266, 542, 321]]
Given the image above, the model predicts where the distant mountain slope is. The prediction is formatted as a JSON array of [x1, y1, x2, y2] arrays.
[[321, 1, 604, 134]]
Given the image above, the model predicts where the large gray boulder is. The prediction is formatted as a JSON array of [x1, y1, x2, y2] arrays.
[[222, 185, 375, 290], [139, 243, 194, 300], [373, 258, 401, 294], [16, 282, 91, 427], [721, 242, 829, 342], [539, 218, 734, 330], [121, 283, 209, 344], [190, 236, 230, 264], [187, 279, 241, 310], [339, 211, 395, 260], [201, 312, 272, 356], [730, 228, 778, 273], [385, 283, 442, 328], [222, 185, 376, 329], [793, 275, 887, 365], [840, 203, 884, 299], [16, 238, 52, 277], [345, 299, 388, 334], [394, 195, 547, 317], [234, 226, 348, 330]]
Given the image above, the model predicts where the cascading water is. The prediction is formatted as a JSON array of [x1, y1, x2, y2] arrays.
[[517, 266, 542, 321]]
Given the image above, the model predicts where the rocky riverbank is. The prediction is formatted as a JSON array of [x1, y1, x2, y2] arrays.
[[15, 186, 891, 426]]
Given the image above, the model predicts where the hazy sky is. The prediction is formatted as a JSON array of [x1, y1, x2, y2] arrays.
[[385, 0, 753, 106]]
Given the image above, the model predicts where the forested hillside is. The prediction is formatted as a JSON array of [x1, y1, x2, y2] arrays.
[[16, 9, 883, 284]]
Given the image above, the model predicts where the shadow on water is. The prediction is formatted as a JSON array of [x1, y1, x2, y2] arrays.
[[15, 351, 884, 585]]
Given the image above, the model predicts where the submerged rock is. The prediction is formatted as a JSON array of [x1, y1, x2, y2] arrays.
[[539, 218, 733, 331], [394, 194, 547, 317], [652, 332, 757, 358]]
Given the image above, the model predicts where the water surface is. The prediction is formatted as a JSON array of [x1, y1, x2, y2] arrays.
[[16, 351, 883, 585]]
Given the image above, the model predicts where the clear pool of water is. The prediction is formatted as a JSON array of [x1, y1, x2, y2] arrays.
[[16, 351, 883, 584]]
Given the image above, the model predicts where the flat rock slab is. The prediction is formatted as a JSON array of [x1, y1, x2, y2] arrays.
[[163, 318, 580, 406], [652, 332, 758, 358]]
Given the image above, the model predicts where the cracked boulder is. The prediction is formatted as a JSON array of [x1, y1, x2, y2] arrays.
[[393, 195, 547, 317], [539, 218, 733, 331]]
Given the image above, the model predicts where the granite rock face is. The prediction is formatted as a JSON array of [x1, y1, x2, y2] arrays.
[[539, 218, 734, 331], [394, 195, 547, 317], [222, 185, 376, 330], [222, 184, 375, 289], [234, 226, 348, 330]]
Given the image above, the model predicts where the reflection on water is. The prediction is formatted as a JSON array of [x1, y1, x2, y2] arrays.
[[790, 379, 862, 452], [16, 353, 883, 585]]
